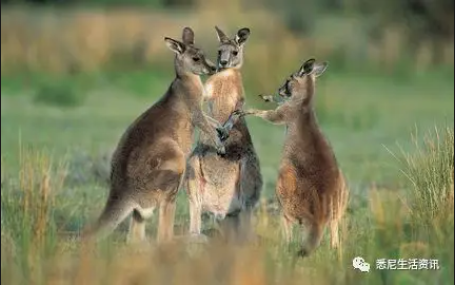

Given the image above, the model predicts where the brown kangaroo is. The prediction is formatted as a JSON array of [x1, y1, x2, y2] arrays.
[[229, 58, 349, 256], [184, 26, 262, 243], [83, 27, 228, 244]]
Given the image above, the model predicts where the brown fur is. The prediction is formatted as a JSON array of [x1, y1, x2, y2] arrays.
[[82, 27, 226, 244], [184, 27, 262, 243], [231, 58, 349, 256]]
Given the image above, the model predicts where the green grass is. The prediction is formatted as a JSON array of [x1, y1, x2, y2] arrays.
[[1, 69, 454, 284]]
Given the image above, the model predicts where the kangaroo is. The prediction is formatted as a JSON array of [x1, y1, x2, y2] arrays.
[[83, 27, 228, 244], [184, 26, 263, 243], [229, 58, 349, 256]]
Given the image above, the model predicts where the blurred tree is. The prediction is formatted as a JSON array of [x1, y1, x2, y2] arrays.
[[355, 0, 453, 41], [349, 0, 453, 63], [1, 0, 164, 6], [162, 0, 194, 7], [264, 0, 317, 34]]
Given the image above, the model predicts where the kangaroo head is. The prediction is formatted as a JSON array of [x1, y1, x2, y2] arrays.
[[214, 26, 251, 70], [277, 58, 328, 106], [164, 27, 217, 76]]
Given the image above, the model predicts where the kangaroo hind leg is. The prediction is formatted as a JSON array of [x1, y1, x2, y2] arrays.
[[148, 143, 186, 244], [127, 208, 153, 244], [185, 155, 209, 243]]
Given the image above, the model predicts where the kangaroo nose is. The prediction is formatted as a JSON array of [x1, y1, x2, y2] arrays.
[[220, 60, 228, 66]]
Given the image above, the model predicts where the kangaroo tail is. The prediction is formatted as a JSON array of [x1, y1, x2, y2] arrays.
[[81, 196, 133, 242]]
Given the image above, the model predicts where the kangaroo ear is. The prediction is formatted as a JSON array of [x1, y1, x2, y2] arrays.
[[235, 28, 250, 45], [312, 62, 328, 77], [182, 27, 195, 45], [164, 37, 185, 54], [215, 26, 229, 43], [297, 58, 316, 77]]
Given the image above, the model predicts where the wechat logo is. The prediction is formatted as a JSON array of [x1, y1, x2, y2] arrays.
[[353, 257, 370, 273]]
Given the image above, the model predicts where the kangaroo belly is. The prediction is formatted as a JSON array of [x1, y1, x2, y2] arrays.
[[199, 155, 242, 218], [200, 154, 239, 187], [201, 184, 243, 219]]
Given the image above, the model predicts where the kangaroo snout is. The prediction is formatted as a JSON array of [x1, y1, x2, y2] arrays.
[[204, 60, 217, 75]]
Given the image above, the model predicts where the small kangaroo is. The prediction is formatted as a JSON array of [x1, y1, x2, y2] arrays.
[[83, 27, 227, 244], [230, 58, 349, 256], [184, 26, 263, 242]]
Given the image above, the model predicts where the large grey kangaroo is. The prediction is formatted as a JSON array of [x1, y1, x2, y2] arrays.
[[83, 27, 228, 244], [185, 26, 263, 243], [229, 58, 349, 256]]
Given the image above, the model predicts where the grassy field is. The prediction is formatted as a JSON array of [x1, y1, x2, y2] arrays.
[[1, 65, 454, 284]]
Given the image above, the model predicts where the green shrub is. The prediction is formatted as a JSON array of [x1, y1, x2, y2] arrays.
[[33, 82, 85, 108], [393, 127, 454, 235]]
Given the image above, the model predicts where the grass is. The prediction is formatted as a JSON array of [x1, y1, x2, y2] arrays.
[[1, 66, 454, 284], [390, 127, 454, 233]]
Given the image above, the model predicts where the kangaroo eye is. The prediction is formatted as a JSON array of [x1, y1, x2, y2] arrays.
[[286, 81, 291, 91], [192, 57, 200, 62], [218, 50, 222, 56], [232, 51, 238, 56]]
